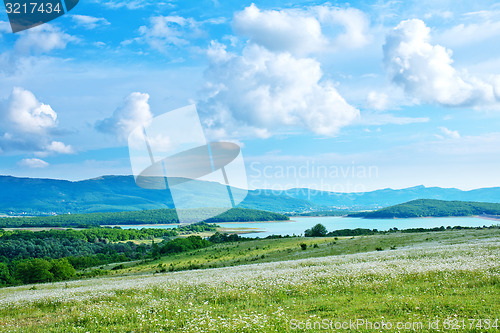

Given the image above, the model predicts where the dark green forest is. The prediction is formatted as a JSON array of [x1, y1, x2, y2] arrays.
[[0, 224, 216, 287], [0, 208, 289, 228], [350, 199, 500, 219]]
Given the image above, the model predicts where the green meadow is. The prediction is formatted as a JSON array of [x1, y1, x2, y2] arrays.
[[0, 228, 498, 332]]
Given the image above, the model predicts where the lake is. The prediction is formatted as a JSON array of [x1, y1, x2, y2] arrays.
[[119, 216, 497, 238]]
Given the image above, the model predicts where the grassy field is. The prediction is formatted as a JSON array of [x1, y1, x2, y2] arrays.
[[0, 229, 498, 332]]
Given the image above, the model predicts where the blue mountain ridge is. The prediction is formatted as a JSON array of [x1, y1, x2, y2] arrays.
[[0, 175, 498, 215]]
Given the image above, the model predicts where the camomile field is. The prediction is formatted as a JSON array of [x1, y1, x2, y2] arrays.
[[0, 228, 498, 332]]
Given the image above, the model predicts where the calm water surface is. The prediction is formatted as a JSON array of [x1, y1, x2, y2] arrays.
[[119, 216, 495, 238]]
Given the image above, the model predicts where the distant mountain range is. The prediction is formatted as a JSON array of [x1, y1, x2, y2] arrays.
[[0, 175, 499, 215]]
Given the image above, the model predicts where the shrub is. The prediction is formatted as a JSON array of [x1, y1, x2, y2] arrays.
[[161, 236, 211, 254], [304, 224, 328, 237], [300, 243, 307, 250], [208, 232, 240, 243]]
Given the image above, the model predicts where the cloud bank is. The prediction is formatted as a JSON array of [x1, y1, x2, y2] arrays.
[[199, 4, 366, 139]]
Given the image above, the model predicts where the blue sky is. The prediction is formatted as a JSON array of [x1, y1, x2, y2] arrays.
[[0, 0, 499, 191]]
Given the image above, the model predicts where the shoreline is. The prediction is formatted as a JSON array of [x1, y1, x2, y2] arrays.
[[216, 220, 292, 224], [218, 227, 263, 234], [103, 220, 291, 228], [477, 214, 500, 222]]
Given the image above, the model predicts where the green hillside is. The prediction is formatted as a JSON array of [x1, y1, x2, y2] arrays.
[[0, 229, 498, 331], [0, 208, 289, 228], [351, 199, 500, 219]]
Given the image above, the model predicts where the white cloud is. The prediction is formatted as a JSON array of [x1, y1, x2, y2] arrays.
[[438, 20, 500, 47], [18, 158, 49, 168], [133, 14, 226, 52], [97, 0, 152, 9], [439, 126, 460, 139], [0, 24, 76, 74], [232, 4, 370, 55], [358, 112, 429, 126], [426, 132, 500, 156], [72, 15, 110, 29], [463, 10, 500, 20], [4, 87, 57, 135], [315, 6, 371, 50], [199, 42, 359, 138], [14, 24, 76, 54], [233, 4, 326, 55], [366, 91, 390, 110], [423, 11, 453, 20], [0, 88, 72, 155], [35, 141, 75, 157], [96, 92, 153, 140], [138, 16, 198, 50], [383, 19, 499, 107]]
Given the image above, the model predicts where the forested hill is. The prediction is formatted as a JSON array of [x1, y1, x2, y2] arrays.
[[2, 175, 500, 215], [350, 199, 500, 219], [0, 208, 289, 228]]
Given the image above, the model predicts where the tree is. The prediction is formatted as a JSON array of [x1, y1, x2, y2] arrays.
[[14, 258, 54, 284], [0, 262, 13, 286], [151, 241, 161, 259], [50, 258, 75, 281], [304, 224, 328, 237]]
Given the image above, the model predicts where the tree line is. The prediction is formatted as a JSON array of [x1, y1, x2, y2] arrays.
[[0, 223, 217, 287], [304, 223, 499, 237], [0, 208, 289, 228]]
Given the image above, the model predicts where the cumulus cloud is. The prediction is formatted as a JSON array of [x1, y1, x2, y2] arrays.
[[383, 19, 499, 107], [199, 42, 359, 138], [72, 15, 110, 29], [35, 141, 74, 157], [233, 4, 326, 55], [18, 158, 49, 168], [232, 4, 370, 55], [197, 3, 371, 138], [0, 88, 73, 155], [4, 87, 57, 134], [96, 92, 153, 140]]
